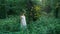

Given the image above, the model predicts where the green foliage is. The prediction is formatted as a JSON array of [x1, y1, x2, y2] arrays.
[[0, 15, 20, 32], [26, 0, 42, 21], [33, 5, 41, 21], [0, 0, 60, 34], [0, 15, 60, 34], [0, 0, 27, 19], [0, 0, 7, 19], [28, 16, 60, 34]]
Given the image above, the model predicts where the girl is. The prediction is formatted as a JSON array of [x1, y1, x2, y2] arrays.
[[20, 12, 27, 30]]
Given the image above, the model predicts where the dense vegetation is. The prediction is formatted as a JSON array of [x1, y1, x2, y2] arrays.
[[0, 0, 60, 34], [0, 15, 60, 34]]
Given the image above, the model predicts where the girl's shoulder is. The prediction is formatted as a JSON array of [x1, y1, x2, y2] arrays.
[[21, 15, 25, 17]]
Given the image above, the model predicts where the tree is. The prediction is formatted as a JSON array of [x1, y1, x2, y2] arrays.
[[0, 0, 7, 19], [26, 0, 34, 21], [54, 3, 60, 18]]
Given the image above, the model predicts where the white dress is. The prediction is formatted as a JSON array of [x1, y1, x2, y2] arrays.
[[20, 15, 27, 29]]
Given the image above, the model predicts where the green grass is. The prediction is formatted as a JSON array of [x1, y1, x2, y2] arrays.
[[0, 15, 60, 34]]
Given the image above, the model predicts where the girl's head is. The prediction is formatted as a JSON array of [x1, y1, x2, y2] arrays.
[[20, 9, 26, 15], [20, 12, 25, 16]]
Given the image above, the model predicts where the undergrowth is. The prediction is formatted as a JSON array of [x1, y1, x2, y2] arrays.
[[0, 15, 60, 34]]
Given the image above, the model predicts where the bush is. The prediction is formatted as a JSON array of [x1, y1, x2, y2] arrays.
[[0, 15, 20, 32], [28, 16, 60, 34]]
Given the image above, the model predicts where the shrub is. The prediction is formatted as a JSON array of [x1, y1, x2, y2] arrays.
[[0, 15, 20, 32]]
